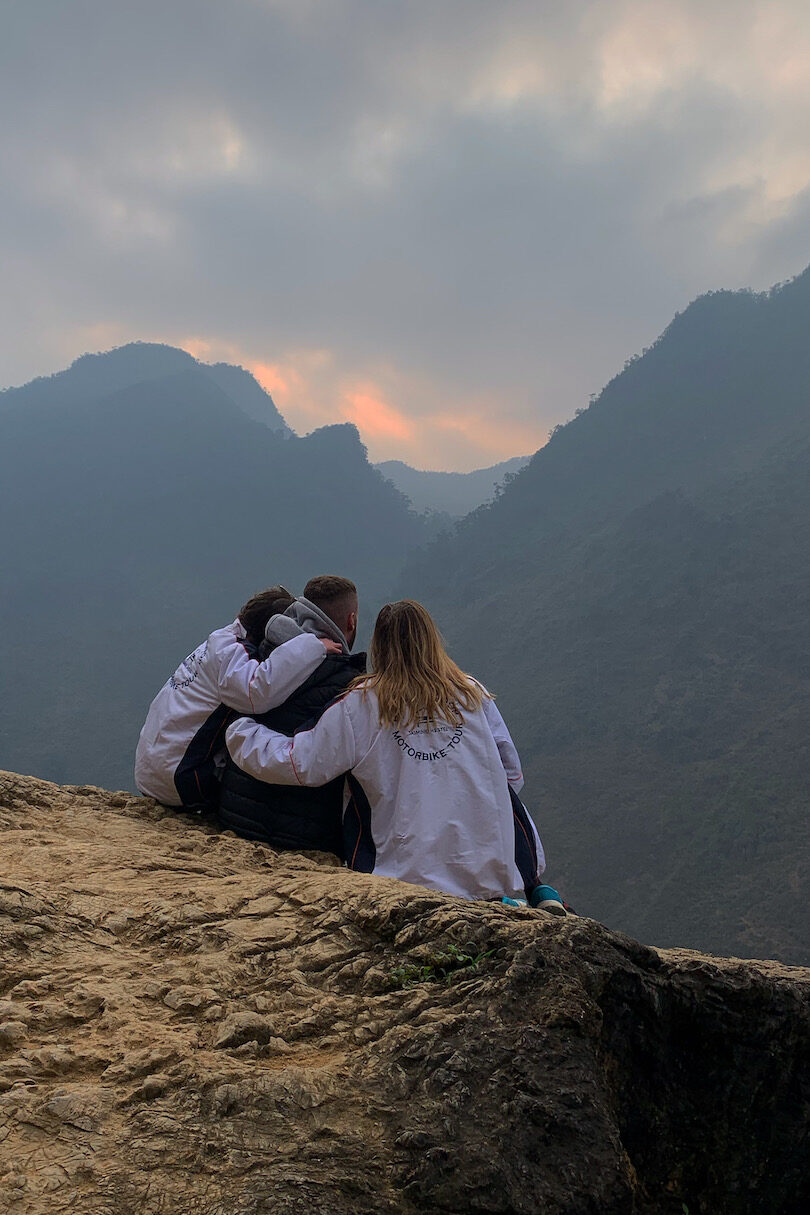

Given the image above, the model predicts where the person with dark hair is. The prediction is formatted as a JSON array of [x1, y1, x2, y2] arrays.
[[300, 575, 359, 647], [218, 575, 365, 855], [226, 599, 564, 909], [134, 586, 341, 810]]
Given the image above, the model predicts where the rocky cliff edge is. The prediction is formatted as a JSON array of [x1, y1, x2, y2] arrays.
[[0, 770, 808, 1215]]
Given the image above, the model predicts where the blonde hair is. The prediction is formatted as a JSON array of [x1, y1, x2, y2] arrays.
[[352, 599, 487, 729]]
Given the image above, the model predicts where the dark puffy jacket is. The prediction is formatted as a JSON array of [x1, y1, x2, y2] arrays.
[[218, 650, 367, 855]]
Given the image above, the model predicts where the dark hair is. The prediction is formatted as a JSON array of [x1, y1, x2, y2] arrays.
[[303, 575, 358, 629], [238, 585, 295, 647], [303, 575, 357, 607]]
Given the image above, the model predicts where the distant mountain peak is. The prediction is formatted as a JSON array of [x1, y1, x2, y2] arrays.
[[69, 340, 196, 371], [2, 341, 292, 435], [300, 421, 368, 459], [375, 454, 531, 517]]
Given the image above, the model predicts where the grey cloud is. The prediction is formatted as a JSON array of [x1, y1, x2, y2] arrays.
[[2, 1, 810, 465]]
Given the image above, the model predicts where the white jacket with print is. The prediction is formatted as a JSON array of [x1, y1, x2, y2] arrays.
[[226, 685, 545, 901], [135, 619, 327, 807]]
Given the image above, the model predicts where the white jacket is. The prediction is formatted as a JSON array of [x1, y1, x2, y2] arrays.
[[135, 619, 327, 807], [226, 686, 545, 901]]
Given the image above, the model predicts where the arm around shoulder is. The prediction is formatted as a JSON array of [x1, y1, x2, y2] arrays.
[[225, 716, 297, 785], [227, 694, 359, 788], [218, 632, 326, 715]]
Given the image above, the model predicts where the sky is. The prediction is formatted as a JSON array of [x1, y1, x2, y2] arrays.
[[2, 1, 810, 470]]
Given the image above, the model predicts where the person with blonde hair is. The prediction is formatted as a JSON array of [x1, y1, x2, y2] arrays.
[[226, 599, 563, 907]]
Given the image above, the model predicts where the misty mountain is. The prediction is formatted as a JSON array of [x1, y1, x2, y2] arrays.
[[0, 342, 290, 433], [0, 347, 422, 790], [375, 455, 529, 517], [405, 268, 810, 965]]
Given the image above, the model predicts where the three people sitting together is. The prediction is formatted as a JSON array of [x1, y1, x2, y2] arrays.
[[134, 575, 564, 912]]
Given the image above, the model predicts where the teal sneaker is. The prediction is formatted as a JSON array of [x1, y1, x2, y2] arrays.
[[501, 895, 528, 908], [529, 884, 567, 916]]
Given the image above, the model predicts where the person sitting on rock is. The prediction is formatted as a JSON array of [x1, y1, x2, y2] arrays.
[[134, 586, 341, 811], [225, 598, 565, 910], [218, 575, 366, 857]]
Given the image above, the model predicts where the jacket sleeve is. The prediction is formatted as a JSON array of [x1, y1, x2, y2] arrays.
[[483, 696, 524, 792], [216, 632, 326, 714], [226, 696, 358, 788]]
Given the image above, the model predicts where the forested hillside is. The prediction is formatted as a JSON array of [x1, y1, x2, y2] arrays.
[[406, 268, 810, 965], [0, 346, 422, 789]]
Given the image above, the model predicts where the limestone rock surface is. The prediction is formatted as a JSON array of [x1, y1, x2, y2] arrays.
[[0, 770, 808, 1215]]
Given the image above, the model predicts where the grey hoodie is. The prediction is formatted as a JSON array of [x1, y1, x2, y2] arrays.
[[263, 596, 350, 656]]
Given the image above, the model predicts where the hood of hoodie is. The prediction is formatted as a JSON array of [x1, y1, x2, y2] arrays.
[[263, 595, 350, 655]]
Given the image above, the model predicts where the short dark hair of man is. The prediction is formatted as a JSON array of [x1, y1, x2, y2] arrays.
[[238, 586, 295, 648], [303, 575, 357, 624]]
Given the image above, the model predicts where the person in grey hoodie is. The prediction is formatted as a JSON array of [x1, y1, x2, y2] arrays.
[[218, 576, 366, 854]]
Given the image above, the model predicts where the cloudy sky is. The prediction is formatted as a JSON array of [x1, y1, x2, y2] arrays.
[[3, 1, 810, 469]]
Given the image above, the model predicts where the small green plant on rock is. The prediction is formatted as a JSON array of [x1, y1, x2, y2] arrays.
[[387, 943, 493, 990]]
